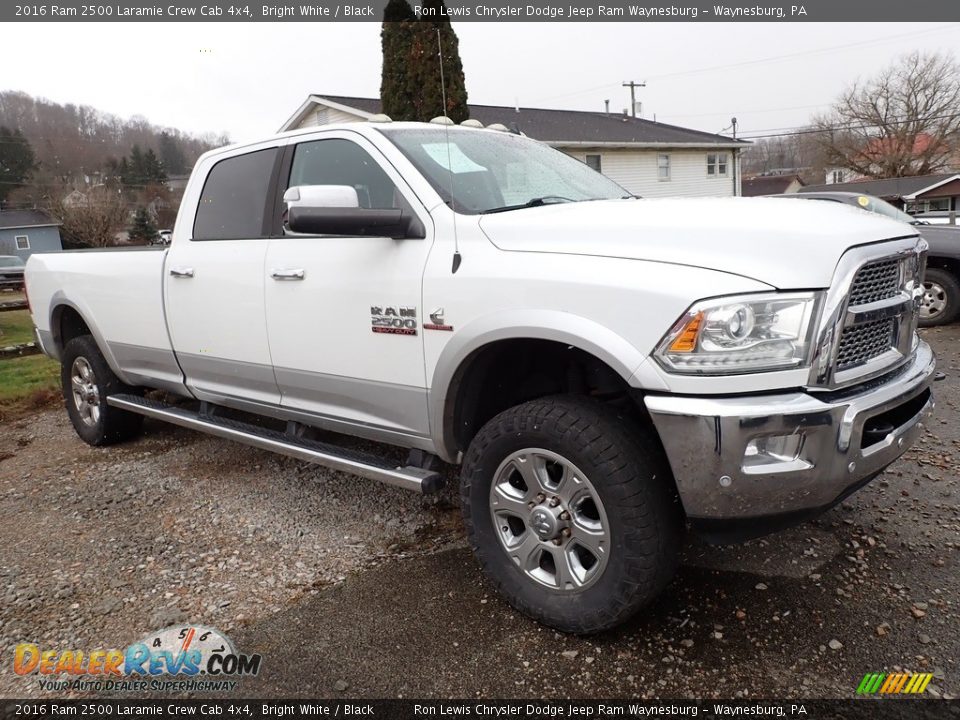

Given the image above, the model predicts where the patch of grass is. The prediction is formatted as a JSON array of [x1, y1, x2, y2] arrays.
[[0, 354, 61, 420], [0, 309, 37, 347]]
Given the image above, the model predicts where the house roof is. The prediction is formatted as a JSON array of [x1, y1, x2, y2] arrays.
[[0, 209, 59, 230], [282, 95, 747, 149], [742, 174, 805, 197], [800, 172, 960, 201]]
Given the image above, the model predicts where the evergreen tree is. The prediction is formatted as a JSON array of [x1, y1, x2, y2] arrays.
[[128, 207, 159, 244], [143, 148, 167, 184], [379, 0, 468, 123], [128, 145, 146, 186], [0, 127, 36, 203], [380, 0, 418, 121], [415, 0, 469, 123], [158, 131, 187, 175], [119, 145, 166, 187]]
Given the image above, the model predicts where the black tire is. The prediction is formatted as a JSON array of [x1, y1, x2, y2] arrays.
[[61, 335, 144, 446], [919, 268, 960, 327], [460, 396, 682, 634]]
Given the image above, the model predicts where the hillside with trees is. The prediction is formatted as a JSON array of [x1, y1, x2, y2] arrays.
[[0, 90, 227, 246]]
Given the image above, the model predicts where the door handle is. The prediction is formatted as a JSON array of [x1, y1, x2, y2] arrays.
[[270, 269, 305, 281], [169, 267, 195, 278]]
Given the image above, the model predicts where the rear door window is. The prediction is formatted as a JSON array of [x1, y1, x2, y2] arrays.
[[193, 148, 279, 240]]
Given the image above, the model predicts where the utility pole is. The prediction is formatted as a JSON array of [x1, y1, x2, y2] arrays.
[[731, 116, 739, 197], [622, 80, 645, 118]]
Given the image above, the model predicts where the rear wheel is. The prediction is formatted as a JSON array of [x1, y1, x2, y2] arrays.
[[61, 335, 144, 446], [460, 396, 682, 634], [919, 268, 960, 327]]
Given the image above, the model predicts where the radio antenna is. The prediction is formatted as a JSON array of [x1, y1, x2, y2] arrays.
[[437, 28, 462, 274]]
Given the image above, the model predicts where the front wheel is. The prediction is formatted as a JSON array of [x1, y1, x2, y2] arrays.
[[460, 396, 682, 634], [918, 267, 960, 327], [61, 335, 144, 446]]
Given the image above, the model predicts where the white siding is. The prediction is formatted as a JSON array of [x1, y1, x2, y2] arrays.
[[294, 106, 367, 130], [562, 148, 740, 198]]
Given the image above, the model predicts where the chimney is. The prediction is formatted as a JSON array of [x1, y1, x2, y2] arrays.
[[604, 99, 610, 115]]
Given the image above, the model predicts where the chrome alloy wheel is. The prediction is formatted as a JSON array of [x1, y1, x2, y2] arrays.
[[489, 449, 610, 591], [70, 356, 101, 427], [920, 281, 948, 320]]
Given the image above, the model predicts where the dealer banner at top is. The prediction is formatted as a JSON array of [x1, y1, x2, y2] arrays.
[[6, 0, 960, 21]]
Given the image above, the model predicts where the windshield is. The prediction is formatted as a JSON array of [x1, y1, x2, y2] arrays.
[[379, 127, 628, 214], [853, 195, 915, 224], [0, 257, 24, 268]]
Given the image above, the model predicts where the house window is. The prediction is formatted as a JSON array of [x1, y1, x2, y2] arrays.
[[707, 153, 728, 177], [831, 170, 846, 184], [15, 235, 29, 250], [658, 154, 671, 181], [585, 154, 602, 173]]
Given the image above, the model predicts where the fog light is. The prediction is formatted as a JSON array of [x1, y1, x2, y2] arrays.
[[743, 434, 810, 474]]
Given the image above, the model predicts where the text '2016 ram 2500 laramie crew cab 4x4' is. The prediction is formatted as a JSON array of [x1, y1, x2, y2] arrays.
[[26, 120, 936, 634]]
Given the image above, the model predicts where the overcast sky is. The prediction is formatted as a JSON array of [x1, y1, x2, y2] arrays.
[[6, 21, 959, 142]]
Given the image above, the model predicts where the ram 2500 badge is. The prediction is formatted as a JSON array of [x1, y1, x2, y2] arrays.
[[26, 120, 935, 634]]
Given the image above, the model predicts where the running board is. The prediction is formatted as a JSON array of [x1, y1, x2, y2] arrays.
[[107, 394, 444, 494]]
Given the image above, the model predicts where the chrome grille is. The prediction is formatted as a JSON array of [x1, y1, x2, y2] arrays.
[[835, 317, 896, 371], [848, 258, 901, 306], [810, 242, 925, 388]]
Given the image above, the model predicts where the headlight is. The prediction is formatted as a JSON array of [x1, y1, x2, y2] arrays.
[[655, 292, 821, 375]]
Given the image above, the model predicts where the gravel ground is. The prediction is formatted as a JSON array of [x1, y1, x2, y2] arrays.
[[0, 326, 957, 699], [0, 409, 461, 698]]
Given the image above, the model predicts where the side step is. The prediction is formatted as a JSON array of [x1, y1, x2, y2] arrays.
[[107, 394, 444, 494]]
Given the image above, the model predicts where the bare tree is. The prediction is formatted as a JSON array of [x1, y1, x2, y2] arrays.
[[813, 51, 960, 178], [49, 186, 129, 248]]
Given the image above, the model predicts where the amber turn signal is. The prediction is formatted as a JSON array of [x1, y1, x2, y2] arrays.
[[668, 312, 703, 353]]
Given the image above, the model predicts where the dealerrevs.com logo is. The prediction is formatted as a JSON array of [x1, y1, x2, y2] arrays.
[[14, 625, 262, 693]]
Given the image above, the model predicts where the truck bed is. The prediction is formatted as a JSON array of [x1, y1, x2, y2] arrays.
[[25, 248, 185, 392]]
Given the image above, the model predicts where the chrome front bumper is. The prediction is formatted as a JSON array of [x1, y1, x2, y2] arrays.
[[644, 342, 936, 525]]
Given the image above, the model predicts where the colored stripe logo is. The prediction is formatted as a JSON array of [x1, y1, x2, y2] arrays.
[[857, 672, 934, 694]]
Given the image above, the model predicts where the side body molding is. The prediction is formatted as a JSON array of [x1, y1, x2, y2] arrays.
[[426, 309, 650, 463]]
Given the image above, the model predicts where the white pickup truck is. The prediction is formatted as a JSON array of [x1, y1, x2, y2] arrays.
[[26, 120, 936, 634]]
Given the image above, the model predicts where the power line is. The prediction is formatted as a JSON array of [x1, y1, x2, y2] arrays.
[[737, 111, 960, 140], [646, 24, 960, 81], [532, 23, 959, 105]]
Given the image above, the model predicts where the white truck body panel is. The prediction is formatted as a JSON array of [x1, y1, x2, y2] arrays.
[[479, 196, 916, 289]]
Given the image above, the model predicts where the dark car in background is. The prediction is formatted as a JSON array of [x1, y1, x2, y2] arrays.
[[0, 256, 25, 290], [775, 191, 960, 327]]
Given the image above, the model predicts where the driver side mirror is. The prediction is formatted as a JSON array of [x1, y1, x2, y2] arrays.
[[283, 185, 425, 239]]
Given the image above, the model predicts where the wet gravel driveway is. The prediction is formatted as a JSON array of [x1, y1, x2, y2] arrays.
[[0, 327, 957, 699]]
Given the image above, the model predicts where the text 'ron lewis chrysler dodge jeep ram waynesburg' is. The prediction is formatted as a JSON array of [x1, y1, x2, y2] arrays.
[[25, 119, 936, 634]]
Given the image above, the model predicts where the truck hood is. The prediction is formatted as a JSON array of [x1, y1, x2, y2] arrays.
[[478, 197, 920, 289]]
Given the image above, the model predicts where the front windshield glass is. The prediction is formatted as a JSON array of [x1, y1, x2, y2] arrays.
[[855, 195, 915, 224], [380, 127, 628, 214], [0, 257, 24, 268]]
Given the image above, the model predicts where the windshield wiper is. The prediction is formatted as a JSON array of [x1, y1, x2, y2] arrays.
[[482, 196, 575, 214]]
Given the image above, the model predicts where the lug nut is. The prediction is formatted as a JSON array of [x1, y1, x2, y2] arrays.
[[548, 496, 560, 507], [528, 501, 536, 509], [559, 511, 570, 521], [552, 538, 563, 546], [535, 493, 546, 504], [561, 528, 571, 538]]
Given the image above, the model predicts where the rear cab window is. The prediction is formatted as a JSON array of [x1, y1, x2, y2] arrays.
[[193, 148, 280, 240]]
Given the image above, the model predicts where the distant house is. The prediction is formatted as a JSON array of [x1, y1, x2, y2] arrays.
[[279, 95, 749, 198], [62, 190, 89, 208], [823, 134, 950, 185], [742, 174, 805, 197], [0, 210, 63, 259], [800, 172, 960, 214]]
